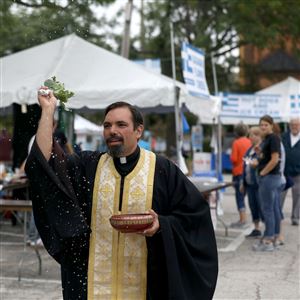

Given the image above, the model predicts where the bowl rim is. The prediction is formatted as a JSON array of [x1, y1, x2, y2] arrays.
[[110, 213, 153, 219]]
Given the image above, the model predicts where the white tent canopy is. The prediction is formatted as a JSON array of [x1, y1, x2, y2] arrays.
[[0, 34, 219, 124], [256, 76, 300, 121], [256, 76, 300, 96], [74, 114, 103, 151], [74, 114, 103, 135]]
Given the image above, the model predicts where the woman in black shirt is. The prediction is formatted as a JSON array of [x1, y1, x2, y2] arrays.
[[252, 115, 282, 252]]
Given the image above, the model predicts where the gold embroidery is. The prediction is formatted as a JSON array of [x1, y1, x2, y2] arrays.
[[130, 186, 145, 200], [100, 184, 113, 197], [88, 150, 156, 300]]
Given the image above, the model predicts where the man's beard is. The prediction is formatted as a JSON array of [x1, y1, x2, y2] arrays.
[[106, 136, 125, 157], [107, 144, 125, 157]]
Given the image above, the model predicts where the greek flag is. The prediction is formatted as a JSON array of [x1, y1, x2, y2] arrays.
[[181, 42, 210, 98]]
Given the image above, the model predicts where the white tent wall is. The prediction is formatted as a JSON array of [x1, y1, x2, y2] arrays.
[[74, 114, 103, 151]]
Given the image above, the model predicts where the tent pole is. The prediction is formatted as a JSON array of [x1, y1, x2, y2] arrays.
[[169, 20, 182, 167], [211, 55, 222, 180], [121, 0, 133, 58]]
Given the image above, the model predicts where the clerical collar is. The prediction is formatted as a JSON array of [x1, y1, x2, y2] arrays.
[[113, 146, 140, 176], [120, 157, 127, 164]]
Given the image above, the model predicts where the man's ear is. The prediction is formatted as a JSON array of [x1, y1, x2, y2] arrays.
[[136, 124, 144, 139]]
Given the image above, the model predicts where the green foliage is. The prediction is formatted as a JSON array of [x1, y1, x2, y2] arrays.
[[0, 0, 114, 57], [135, 0, 300, 92], [1, 0, 300, 96], [44, 76, 74, 109], [0, 114, 13, 135]]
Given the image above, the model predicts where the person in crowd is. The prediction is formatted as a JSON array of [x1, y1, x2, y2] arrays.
[[241, 126, 263, 238], [281, 117, 300, 226], [73, 142, 82, 155], [252, 115, 282, 252], [53, 121, 74, 154], [25, 89, 218, 300], [72, 134, 82, 155], [0, 128, 12, 162], [230, 123, 252, 228], [272, 123, 286, 246]]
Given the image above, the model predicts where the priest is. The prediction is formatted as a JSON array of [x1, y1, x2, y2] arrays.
[[25, 89, 218, 300]]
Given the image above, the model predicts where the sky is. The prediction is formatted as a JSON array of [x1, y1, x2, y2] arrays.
[[94, 0, 239, 70], [94, 0, 142, 50]]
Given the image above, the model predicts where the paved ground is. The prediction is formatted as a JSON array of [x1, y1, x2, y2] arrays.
[[0, 177, 299, 300], [214, 187, 300, 300]]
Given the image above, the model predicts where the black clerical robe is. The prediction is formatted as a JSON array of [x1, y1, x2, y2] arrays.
[[25, 140, 218, 300]]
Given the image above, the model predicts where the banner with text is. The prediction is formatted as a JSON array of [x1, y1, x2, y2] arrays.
[[181, 42, 210, 98], [289, 94, 300, 117], [220, 93, 290, 121]]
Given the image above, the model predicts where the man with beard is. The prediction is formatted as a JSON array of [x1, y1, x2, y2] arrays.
[[25, 89, 218, 300]]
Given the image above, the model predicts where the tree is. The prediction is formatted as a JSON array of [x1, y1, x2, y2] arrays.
[[135, 0, 300, 92], [2, 0, 299, 89], [0, 0, 115, 57]]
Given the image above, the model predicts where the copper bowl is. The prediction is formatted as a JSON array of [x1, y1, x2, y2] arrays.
[[109, 213, 154, 233]]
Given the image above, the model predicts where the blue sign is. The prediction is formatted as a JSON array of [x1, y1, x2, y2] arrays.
[[289, 94, 300, 116], [181, 42, 210, 98], [191, 125, 203, 152], [133, 58, 161, 74], [181, 112, 190, 133]]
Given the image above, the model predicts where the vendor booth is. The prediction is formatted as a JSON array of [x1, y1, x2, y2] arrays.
[[0, 34, 219, 173]]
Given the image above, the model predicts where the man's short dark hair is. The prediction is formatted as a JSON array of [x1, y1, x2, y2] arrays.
[[104, 101, 144, 129]]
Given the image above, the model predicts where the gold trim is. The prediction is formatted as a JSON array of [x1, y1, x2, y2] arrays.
[[146, 151, 156, 210], [141, 150, 156, 298], [110, 218, 153, 225], [111, 172, 121, 300], [87, 154, 107, 300], [109, 157, 121, 180], [116, 231, 125, 299], [88, 149, 156, 300], [111, 230, 119, 300]]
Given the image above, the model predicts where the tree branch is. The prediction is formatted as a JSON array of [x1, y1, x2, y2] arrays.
[[211, 31, 239, 54], [212, 40, 249, 57], [13, 0, 63, 9], [216, 27, 233, 47]]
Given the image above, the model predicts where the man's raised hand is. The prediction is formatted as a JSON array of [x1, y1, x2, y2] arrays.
[[38, 86, 57, 113]]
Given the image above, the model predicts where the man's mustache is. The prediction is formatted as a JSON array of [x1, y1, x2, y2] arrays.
[[106, 136, 124, 143]]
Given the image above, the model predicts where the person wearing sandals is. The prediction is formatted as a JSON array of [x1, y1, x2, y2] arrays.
[[251, 115, 282, 252], [241, 127, 264, 238]]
